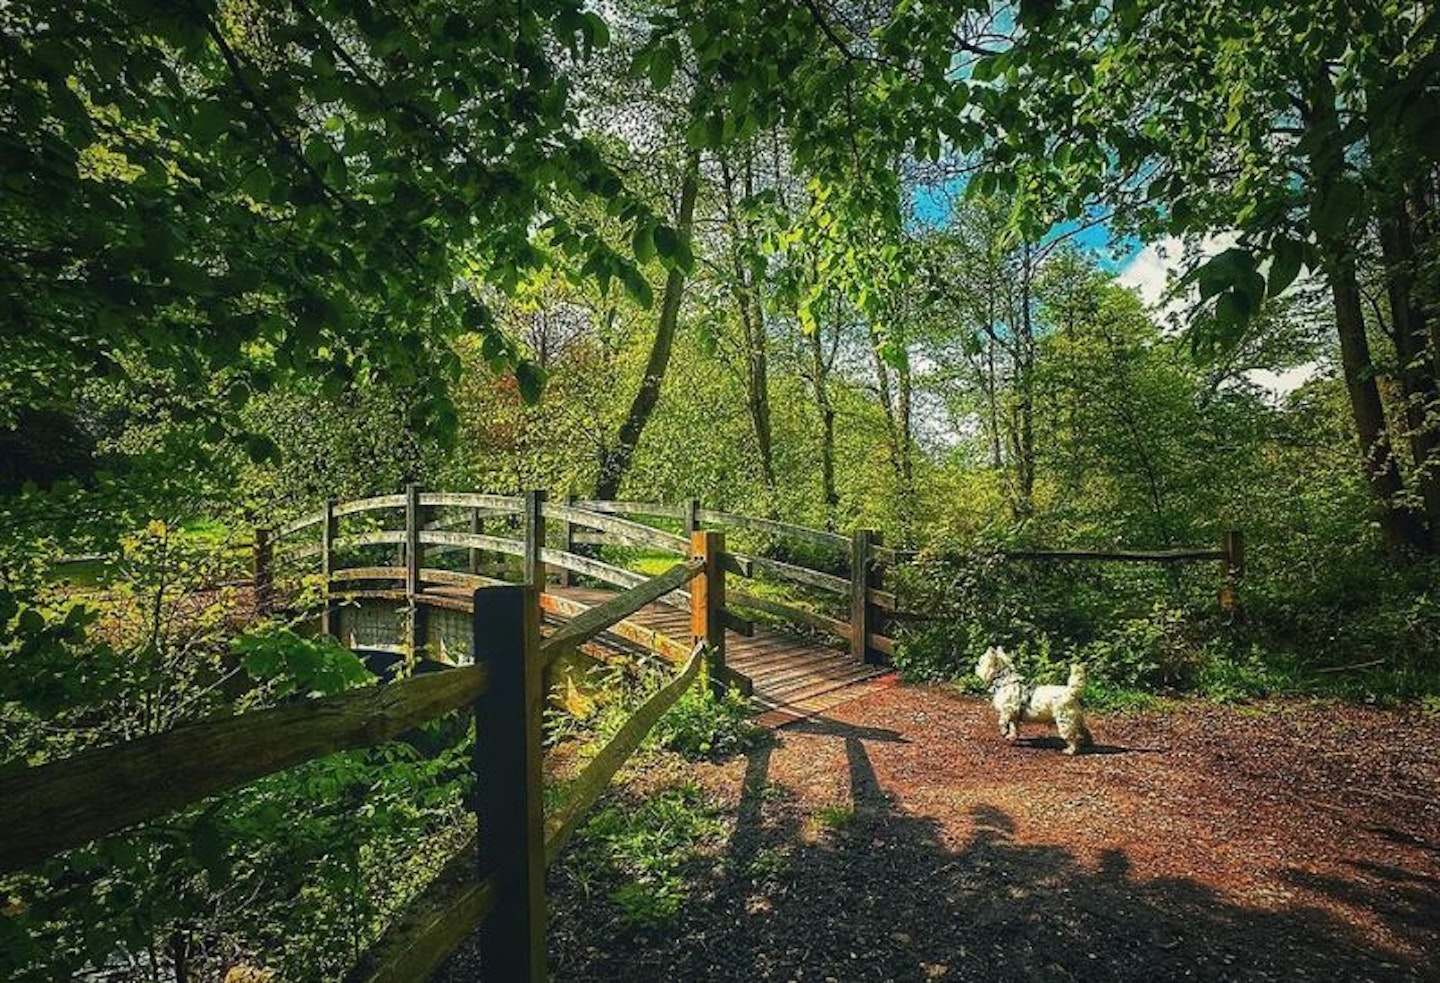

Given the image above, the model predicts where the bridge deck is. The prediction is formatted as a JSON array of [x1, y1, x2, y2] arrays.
[[547, 586, 894, 727]]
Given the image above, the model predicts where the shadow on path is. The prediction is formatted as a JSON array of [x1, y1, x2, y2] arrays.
[[543, 714, 1437, 983]]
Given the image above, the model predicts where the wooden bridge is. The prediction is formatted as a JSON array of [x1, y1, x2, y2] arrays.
[[2, 488, 1243, 983], [257, 488, 910, 726]]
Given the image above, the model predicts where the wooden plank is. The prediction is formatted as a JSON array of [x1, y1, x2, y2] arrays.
[[539, 593, 692, 664], [866, 586, 900, 611], [473, 586, 547, 982], [727, 590, 851, 641], [696, 509, 848, 550], [543, 503, 689, 553], [418, 492, 523, 512], [335, 530, 407, 550], [866, 632, 896, 658], [330, 567, 406, 582], [0, 665, 489, 874], [731, 550, 849, 595], [417, 530, 525, 557], [277, 509, 326, 538], [421, 569, 506, 588], [539, 559, 704, 665], [333, 494, 408, 518], [545, 643, 704, 866], [321, 499, 339, 636], [344, 850, 496, 983], [850, 530, 872, 663], [538, 548, 691, 606], [572, 499, 686, 520]]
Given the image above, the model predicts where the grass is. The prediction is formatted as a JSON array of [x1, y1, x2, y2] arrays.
[[563, 779, 727, 928], [813, 804, 855, 832]]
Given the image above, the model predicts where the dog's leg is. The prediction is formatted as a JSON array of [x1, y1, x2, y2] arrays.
[[1002, 716, 1018, 741], [1077, 717, 1094, 747], [1056, 709, 1083, 755]]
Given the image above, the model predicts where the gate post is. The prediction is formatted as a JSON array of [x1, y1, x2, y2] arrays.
[[850, 529, 883, 664], [689, 529, 726, 694], [683, 497, 701, 536], [472, 585, 547, 982], [320, 497, 338, 637]]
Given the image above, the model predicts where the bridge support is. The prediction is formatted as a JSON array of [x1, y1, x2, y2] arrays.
[[405, 483, 428, 664], [850, 529, 884, 665], [524, 489, 547, 589], [472, 585, 547, 983], [690, 529, 727, 695], [1219, 529, 1244, 612]]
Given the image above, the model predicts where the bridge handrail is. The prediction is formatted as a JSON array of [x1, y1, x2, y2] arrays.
[[697, 508, 848, 551], [570, 498, 687, 520], [544, 502, 690, 553], [0, 664, 490, 875], [539, 558, 703, 666]]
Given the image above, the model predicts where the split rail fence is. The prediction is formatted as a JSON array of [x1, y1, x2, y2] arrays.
[[3, 487, 1244, 981]]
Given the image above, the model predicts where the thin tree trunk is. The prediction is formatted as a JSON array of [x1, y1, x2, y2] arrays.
[[807, 318, 839, 530], [594, 151, 700, 499], [719, 148, 777, 509]]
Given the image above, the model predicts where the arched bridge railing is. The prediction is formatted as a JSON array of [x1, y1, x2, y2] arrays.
[[255, 486, 908, 673]]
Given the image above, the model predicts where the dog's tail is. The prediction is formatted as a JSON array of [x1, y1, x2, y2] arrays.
[[1067, 662, 1088, 696]]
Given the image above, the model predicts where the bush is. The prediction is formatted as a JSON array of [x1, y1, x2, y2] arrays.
[[652, 683, 764, 760]]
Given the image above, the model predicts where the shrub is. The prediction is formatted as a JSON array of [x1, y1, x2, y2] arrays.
[[652, 683, 764, 760]]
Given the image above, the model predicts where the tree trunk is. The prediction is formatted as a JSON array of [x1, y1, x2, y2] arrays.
[[1378, 202, 1440, 549], [807, 317, 839, 530], [1328, 244, 1426, 551], [594, 150, 700, 500], [719, 147, 777, 510]]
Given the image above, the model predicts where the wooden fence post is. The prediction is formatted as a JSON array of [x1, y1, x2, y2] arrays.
[[320, 497, 338, 637], [683, 497, 700, 536], [1219, 529, 1244, 611], [524, 489, 547, 589], [690, 529, 726, 694], [850, 529, 882, 664], [468, 507, 483, 576], [472, 585, 547, 983], [405, 483, 427, 663], [253, 526, 272, 617], [558, 492, 577, 588]]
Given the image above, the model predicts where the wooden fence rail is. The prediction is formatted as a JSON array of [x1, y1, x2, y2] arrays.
[[0, 664, 489, 875]]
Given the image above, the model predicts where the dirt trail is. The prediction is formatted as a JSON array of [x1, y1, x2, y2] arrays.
[[457, 686, 1440, 982]]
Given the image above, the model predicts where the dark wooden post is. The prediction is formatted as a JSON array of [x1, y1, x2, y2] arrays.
[[320, 497, 338, 637], [689, 529, 726, 694], [558, 492, 577, 588], [524, 489, 547, 589], [468, 507, 483, 576], [253, 526, 273, 617], [850, 529, 882, 664], [405, 483, 427, 663], [472, 585, 547, 983], [683, 497, 700, 536], [1219, 529, 1244, 611]]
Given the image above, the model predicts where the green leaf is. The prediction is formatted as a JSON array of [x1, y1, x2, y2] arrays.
[[1268, 237, 1304, 298], [515, 360, 547, 403], [632, 222, 656, 263], [653, 225, 679, 260], [649, 45, 675, 90]]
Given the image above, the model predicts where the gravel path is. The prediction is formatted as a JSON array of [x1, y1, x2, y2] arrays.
[[446, 685, 1440, 983]]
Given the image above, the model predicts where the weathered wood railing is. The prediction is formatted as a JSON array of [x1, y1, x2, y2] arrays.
[[0, 564, 724, 981], [262, 486, 905, 670]]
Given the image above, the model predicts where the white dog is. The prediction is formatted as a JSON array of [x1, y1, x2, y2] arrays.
[[974, 646, 1092, 754]]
